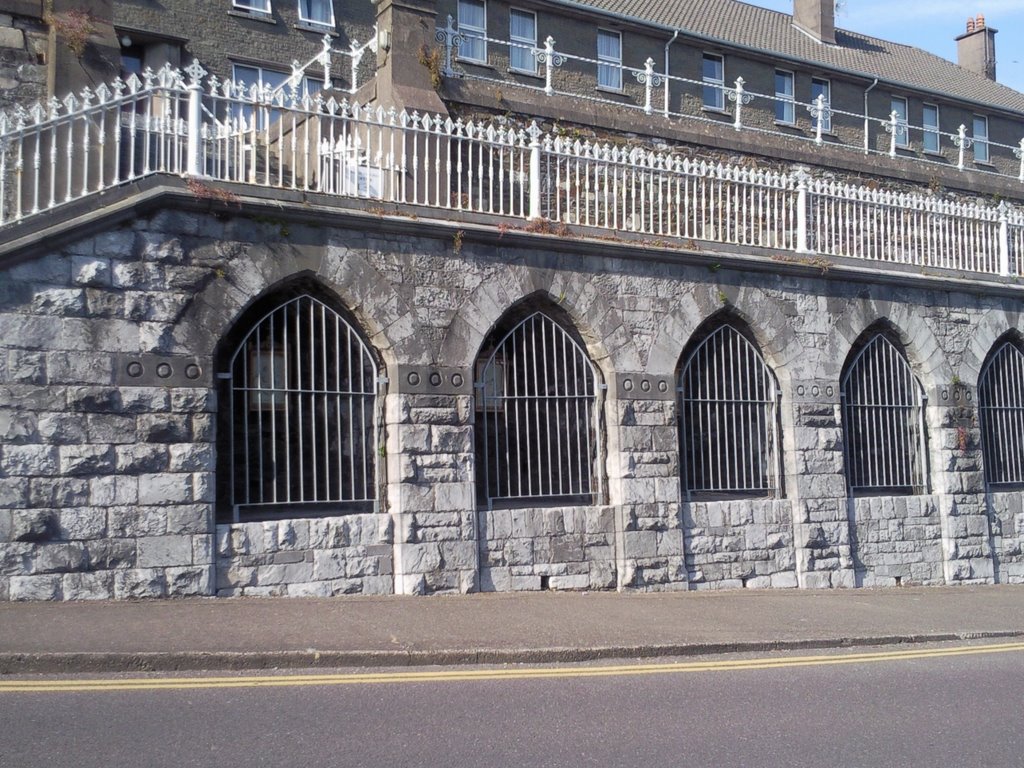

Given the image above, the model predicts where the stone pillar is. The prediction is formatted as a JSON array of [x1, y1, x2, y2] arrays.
[[789, 381, 856, 588], [388, 364, 478, 595], [371, 0, 449, 116], [934, 381, 994, 583], [608, 372, 687, 591]]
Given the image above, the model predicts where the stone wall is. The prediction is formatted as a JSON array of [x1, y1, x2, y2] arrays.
[[478, 505, 617, 591], [2, 200, 1024, 600], [684, 499, 797, 590], [989, 492, 1024, 584], [216, 515, 394, 597], [849, 495, 945, 587]]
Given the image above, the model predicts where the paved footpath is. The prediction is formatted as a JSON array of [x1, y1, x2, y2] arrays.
[[2, 585, 1023, 673]]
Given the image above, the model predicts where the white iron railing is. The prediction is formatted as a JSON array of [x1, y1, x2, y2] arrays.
[[2, 62, 1024, 279], [435, 17, 1024, 185]]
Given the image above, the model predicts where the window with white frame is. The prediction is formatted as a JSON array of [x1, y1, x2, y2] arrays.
[[702, 53, 724, 110], [891, 96, 909, 148], [298, 0, 333, 26], [220, 291, 379, 523], [774, 70, 794, 124], [923, 103, 940, 153], [509, 8, 537, 74], [678, 324, 781, 498], [231, 63, 324, 127], [841, 331, 928, 495], [234, 0, 271, 12], [458, 0, 487, 64], [974, 115, 990, 163], [597, 29, 622, 90], [979, 337, 1024, 488], [811, 77, 831, 133], [475, 310, 600, 507]]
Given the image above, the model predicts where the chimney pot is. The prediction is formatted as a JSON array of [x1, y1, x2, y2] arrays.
[[966, 18, 975, 33], [977, 14, 985, 28]]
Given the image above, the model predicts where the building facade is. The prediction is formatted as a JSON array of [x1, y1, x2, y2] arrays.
[[1, 0, 1024, 599]]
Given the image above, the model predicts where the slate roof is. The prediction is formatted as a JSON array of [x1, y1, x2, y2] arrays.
[[558, 0, 1024, 114]]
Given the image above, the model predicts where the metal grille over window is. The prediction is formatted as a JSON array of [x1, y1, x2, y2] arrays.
[[979, 340, 1024, 488], [475, 312, 599, 507], [678, 325, 781, 498], [226, 295, 377, 521], [841, 334, 928, 495]]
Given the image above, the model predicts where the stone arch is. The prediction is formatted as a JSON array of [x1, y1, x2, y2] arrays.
[[646, 284, 804, 385], [438, 265, 640, 377], [173, 240, 412, 372], [961, 308, 1024, 387], [824, 302, 951, 398]]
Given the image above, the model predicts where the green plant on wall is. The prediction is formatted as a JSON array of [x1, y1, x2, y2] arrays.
[[44, 1, 95, 58]]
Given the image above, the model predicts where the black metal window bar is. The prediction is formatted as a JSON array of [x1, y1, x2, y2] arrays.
[[979, 339, 1024, 488], [678, 324, 781, 499], [225, 294, 378, 521], [841, 333, 928, 495], [475, 311, 599, 507]]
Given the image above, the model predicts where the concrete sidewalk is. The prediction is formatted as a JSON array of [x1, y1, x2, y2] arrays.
[[2, 585, 1024, 674]]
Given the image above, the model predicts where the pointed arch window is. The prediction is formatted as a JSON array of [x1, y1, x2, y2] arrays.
[[841, 333, 928, 495], [475, 311, 600, 507], [221, 294, 378, 522], [678, 324, 781, 498], [979, 339, 1024, 488]]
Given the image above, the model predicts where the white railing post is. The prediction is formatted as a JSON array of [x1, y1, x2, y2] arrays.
[[999, 202, 1010, 276], [320, 33, 333, 87], [953, 124, 971, 171], [536, 36, 564, 97], [1015, 138, 1024, 183], [884, 110, 900, 158], [349, 38, 363, 94], [726, 77, 752, 131], [185, 61, 207, 177], [633, 58, 661, 116], [808, 94, 831, 146], [795, 169, 811, 254], [435, 15, 461, 78], [528, 121, 542, 221]]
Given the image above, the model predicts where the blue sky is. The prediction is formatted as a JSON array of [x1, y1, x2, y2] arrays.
[[749, 0, 1024, 95]]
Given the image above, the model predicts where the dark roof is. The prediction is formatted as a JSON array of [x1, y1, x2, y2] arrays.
[[561, 0, 1024, 114]]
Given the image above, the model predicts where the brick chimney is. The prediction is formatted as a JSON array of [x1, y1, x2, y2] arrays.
[[956, 14, 997, 81], [793, 0, 836, 45]]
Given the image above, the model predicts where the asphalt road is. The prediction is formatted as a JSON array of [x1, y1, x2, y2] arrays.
[[2, 642, 1023, 768]]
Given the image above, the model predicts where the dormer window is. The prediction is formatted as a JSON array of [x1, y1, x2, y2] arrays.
[[298, 0, 334, 27], [597, 29, 622, 90], [458, 0, 487, 64]]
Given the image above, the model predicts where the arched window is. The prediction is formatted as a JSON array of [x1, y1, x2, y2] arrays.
[[475, 311, 600, 508], [841, 332, 927, 495], [978, 337, 1024, 488], [220, 293, 378, 523], [677, 323, 781, 498]]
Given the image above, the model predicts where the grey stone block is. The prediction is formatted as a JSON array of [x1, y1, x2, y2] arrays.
[[12, 509, 58, 543], [9, 574, 62, 601], [137, 535, 195, 568], [114, 568, 167, 599], [3, 445, 58, 476], [90, 476, 139, 507], [60, 445, 115, 476], [166, 565, 214, 597], [58, 509, 107, 541], [62, 571, 115, 601], [138, 473, 193, 505]]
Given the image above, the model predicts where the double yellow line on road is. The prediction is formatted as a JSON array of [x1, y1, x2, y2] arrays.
[[2, 641, 1022, 694]]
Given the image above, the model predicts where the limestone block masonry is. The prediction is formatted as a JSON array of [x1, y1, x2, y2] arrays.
[[2, 206, 1024, 599]]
